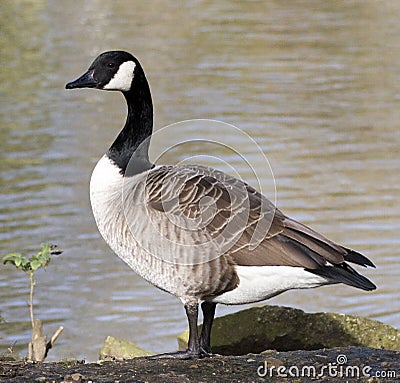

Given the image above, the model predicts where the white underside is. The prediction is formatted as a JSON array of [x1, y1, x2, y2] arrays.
[[207, 265, 331, 305]]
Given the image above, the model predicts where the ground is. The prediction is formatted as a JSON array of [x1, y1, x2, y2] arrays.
[[1, 346, 399, 383]]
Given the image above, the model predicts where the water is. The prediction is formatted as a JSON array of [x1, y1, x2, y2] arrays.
[[1, 0, 399, 361]]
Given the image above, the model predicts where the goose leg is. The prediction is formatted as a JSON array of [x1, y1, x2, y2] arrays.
[[185, 302, 200, 355], [199, 301, 216, 354], [149, 302, 202, 359]]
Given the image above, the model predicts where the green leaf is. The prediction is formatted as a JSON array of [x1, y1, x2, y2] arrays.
[[15, 258, 22, 267], [3, 253, 22, 264], [3, 253, 31, 271], [30, 260, 42, 271], [3, 252, 22, 259], [37, 254, 50, 268], [39, 243, 51, 256], [20, 257, 31, 271]]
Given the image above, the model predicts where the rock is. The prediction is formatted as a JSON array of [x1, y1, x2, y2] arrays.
[[177, 305, 399, 355], [62, 373, 86, 382], [99, 336, 154, 360]]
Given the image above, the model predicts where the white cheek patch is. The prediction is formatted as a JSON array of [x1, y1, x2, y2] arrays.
[[103, 61, 136, 91]]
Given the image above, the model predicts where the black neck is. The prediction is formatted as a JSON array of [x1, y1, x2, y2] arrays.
[[107, 75, 153, 176]]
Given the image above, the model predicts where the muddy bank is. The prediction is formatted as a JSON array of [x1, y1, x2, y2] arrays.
[[1, 346, 399, 383]]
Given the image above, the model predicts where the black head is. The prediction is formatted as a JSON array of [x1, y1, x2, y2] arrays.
[[66, 51, 142, 92]]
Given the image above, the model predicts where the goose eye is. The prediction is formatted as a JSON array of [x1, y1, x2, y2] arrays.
[[107, 62, 116, 68]]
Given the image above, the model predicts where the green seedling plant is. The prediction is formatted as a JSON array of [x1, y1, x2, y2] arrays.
[[3, 243, 63, 361]]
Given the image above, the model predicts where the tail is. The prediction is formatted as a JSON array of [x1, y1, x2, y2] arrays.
[[282, 219, 376, 291], [306, 261, 376, 291]]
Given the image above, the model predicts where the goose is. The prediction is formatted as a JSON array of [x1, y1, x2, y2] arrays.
[[66, 51, 376, 359]]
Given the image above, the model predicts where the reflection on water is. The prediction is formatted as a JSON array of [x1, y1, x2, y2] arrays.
[[1, 1, 399, 361]]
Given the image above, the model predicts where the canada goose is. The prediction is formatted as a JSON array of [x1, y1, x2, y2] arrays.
[[66, 51, 376, 359]]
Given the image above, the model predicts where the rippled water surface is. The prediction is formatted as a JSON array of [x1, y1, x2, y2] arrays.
[[1, 1, 399, 360]]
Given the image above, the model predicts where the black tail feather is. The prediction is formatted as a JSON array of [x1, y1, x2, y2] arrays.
[[344, 248, 376, 268], [306, 262, 376, 291]]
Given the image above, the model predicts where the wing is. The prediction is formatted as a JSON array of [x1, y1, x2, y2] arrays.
[[143, 164, 375, 290]]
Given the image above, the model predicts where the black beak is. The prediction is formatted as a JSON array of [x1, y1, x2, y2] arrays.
[[65, 69, 97, 89]]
